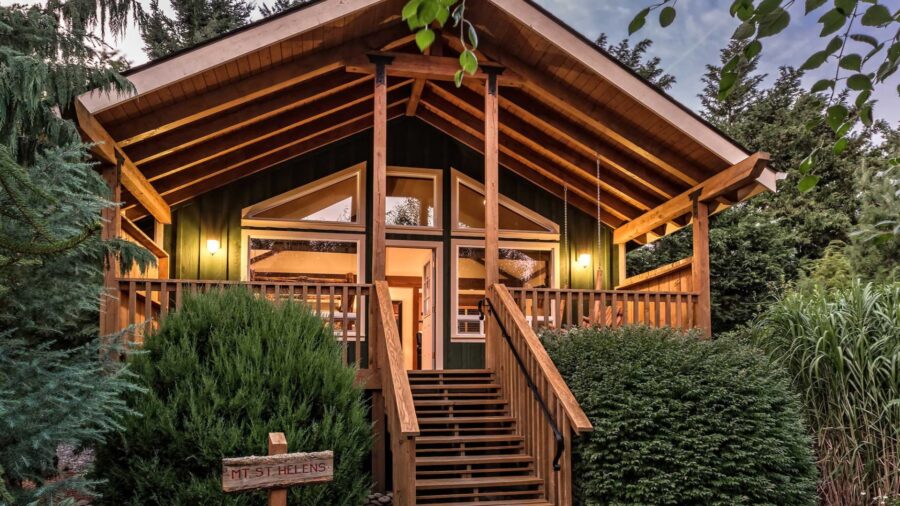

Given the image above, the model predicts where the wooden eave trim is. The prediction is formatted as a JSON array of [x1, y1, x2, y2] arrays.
[[613, 152, 771, 244], [121, 216, 168, 259], [488, 0, 748, 165], [77, 0, 388, 113], [615, 257, 691, 290], [75, 99, 172, 224], [347, 51, 524, 86]]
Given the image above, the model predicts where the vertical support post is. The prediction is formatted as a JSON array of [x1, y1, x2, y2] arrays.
[[483, 68, 501, 369], [153, 220, 169, 279], [267, 433, 288, 506], [691, 193, 712, 337], [616, 243, 627, 287], [368, 54, 392, 493], [99, 158, 122, 341]]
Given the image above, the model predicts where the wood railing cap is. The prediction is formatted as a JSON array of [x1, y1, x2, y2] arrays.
[[373, 281, 419, 437]]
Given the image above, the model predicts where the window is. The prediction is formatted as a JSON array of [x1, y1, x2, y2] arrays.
[[451, 241, 558, 341], [242, 163, 365, 230], [385, 168, 441, 232], [451, 170, 559, 239]]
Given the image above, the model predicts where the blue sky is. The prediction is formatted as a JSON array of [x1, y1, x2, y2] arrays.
[[536, 0, 898, 125]]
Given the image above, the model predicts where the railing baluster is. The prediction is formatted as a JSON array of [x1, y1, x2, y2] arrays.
[[128, 281, 136, 329]]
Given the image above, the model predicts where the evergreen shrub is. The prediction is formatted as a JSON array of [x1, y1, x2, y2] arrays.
[[542, 325, 817, 505], [91, 288, 371, 505]]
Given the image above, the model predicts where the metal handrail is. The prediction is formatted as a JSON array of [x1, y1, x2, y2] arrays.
[[478, 297, 565, 471]]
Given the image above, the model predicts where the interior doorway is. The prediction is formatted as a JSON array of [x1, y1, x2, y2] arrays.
[[385, 242, 442, 370]]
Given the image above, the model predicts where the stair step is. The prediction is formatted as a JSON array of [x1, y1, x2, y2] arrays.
[[416, 475, 543, 490], [418, 416, 514, 425], [421, 500, 551, 506], [417, 434, 525, 444], [408, 369, 493, 375], [412, 392, 504, 399], [415, 444, 525, 455], [411, 383, 500, 390], [414, 399, 508, 406], [417, 455, 534, 466], [416, 466, 534, 477]]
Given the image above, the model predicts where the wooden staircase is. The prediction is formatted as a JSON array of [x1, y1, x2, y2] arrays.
[[409, 369, 551, 506]]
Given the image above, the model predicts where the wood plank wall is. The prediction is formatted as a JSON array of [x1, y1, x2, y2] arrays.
[[144, 117, 615, 368]]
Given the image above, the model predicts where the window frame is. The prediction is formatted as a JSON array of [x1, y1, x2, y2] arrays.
[[385, 166, 443, 235], [240, 163, 367, 231], [450, 238, 560, 342]]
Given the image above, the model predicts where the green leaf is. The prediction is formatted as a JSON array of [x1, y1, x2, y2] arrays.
[[402, 0, 423, 21], [827, 104, 849, 130], [801, 50, 830, 70], [855, 89, 872, 108], [833, 137, 849, 154], [629, 8, 650, 35], [850, 33, 879, 47], [818, 9, 847, 37], [861, 4, 892, 26], [757, 8, 791, 38], [659, 6, 677, 27], [415, 28, 435, 52], [810, 78, 835, 93], [459, 49, 478, 75], [825, 36, 843, 54], [467, 24, 478, 48], [718, 71, 738, 99], [454, 69, 463, 87], [744, 40, 763, 58], [805, 118, 822, 131], [805, 0, 827, 14], [839, 53, 862, 71], [435, 7, 449, 27], [847, 73, 873, 90], [798, 175, 821, 192], [417, 0, 439, 25], [834, 0, 858, 15], [836, 121, 853, 137], [860, 104, 874, 126], [755, 0, 782, 16], [799, 154, 815, 174], [732, 21, 756, 39]]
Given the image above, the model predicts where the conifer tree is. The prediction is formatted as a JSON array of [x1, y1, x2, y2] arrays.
[[140, 0, 254, 59], [0, 2, 151, 502], [699, 41, 765, 129], [596, 34, 676, 91], [259, 0, 312, 18]]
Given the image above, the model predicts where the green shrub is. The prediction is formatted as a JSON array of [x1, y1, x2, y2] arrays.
[[91, 288, 371, 505], [543, 325, 817, 506], [747, 282, 900, 504]]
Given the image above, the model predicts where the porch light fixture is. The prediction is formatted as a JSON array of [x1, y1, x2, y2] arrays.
[[577, 253, 591, 269], [207, 239, 221, 256]]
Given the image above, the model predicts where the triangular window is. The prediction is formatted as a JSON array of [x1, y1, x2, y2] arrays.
[[452, 170, 559, 238]]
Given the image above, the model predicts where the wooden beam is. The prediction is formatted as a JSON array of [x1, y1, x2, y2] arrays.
[[99, 162, 121, 338], [126, 104, 407, 219], [613, 152, 771, 244], [121, 216, 168, 260], [75, 99, 172, 224], [78, 0, 388, 114], [126, 72, 370, 164], [692, 197, 711, 337], [139, 79, 411, 182], [419, 88, 640, 221], [372, 55, 390, 282], [429, 82, 663, 212], [405, 35, 440, 117], [484, 70, 500, 292], [348, 51, 524, 86], [447, 35, 711, 187]]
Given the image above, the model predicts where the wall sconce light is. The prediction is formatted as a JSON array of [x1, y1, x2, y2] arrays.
[[207, 239, 221, 256], [577, 253, 591, 269]]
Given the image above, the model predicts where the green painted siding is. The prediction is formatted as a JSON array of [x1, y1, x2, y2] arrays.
[[149, 117, 615, 368]]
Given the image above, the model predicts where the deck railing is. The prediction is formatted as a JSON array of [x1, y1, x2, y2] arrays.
[[115, 278, 372, 369], [506, 287, 700, 332], [486, 284, 592, 505]]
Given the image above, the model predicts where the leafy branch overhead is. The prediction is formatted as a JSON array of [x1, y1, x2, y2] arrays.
[[403, 0, 477, 86], [629, 0, 899, 192]]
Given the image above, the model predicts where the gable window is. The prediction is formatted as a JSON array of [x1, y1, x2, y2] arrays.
[[451, 240, 559, 342], [241, 163, 365, 231], [451, 170, 559, 240], [385, 167, 442, 233]]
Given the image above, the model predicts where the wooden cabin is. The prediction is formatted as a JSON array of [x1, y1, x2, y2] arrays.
[[76, 0, 779, 503]]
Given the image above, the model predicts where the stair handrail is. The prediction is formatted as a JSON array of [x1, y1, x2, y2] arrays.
[[373, 281, 418, 436]]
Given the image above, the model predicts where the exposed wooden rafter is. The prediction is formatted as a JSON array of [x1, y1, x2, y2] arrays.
[[348, 51, 524, 86], [75, 99, 172, 224]]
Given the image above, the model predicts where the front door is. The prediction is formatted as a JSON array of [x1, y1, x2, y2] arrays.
[[385, 245, 440, 370]]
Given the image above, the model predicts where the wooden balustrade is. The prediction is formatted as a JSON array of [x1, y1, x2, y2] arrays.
[[506, 287, 700, 333], [115, 278, 371, 369], [372, 281, 419, 506], [486, 284, 592, 505]]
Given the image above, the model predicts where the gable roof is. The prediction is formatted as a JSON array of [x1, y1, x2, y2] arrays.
[[77, 0, 773, 241]]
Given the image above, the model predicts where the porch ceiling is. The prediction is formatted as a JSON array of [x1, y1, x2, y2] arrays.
[[75, 0, 775, 243]]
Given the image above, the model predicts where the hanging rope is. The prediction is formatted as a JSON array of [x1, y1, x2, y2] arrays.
[[562, 183, 568, 289], [596, 153, 601, 258]]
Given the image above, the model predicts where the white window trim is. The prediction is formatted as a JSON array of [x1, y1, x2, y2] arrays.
[[450, 169, 560, 241], [241, 162, 367, 231], [450, 238, 560, 343], [240, 229, 367, 341], [385, 166, 443, 235]]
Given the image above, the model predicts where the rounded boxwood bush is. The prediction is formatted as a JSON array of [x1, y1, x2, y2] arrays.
[[543, 325, 817, 506], [91, 288, 371, 505]]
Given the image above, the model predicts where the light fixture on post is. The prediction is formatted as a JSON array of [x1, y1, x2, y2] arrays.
[[577, 253, 591, 269], [207, 239, 221, 256]]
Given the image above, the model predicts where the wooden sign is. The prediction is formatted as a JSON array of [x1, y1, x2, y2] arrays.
[[222, 441, 333, 494]]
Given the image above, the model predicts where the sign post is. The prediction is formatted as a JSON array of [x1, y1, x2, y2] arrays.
[[222, 433, 333, 504]]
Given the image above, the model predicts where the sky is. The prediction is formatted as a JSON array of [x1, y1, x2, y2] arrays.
[[8, 0, 898, 124]]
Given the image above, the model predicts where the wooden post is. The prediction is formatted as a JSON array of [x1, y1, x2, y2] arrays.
[[691, 193, 712, 337], [616, 243, 626, 287], [153, 220, 169, 278], [267, 432, 288, 506], [484, 68, 501, 369], [99, 159, 122, 341], [368, 53, 392, 493]]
